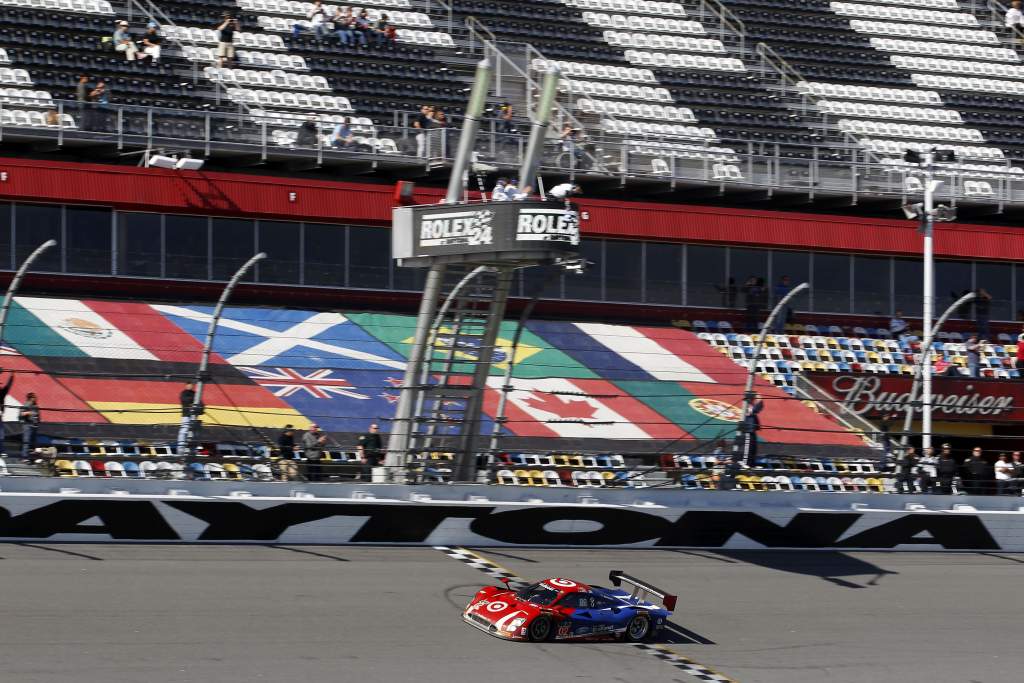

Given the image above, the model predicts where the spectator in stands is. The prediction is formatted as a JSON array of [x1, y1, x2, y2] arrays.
[[113, 20, 138, 61], [331, 117, 355, 149], [413, 104, 434, 157], [295, 114, 319, 147], [1007, 0, 1024, 42], [19, 392, 39, 462], [889, 310, 910, 340], [548, 182, 580, 203], [995, 453, 1013, 495], [138, 24, 162, 64], [895, 446, 918, 494], [177, 382, 195, 455], [295, 0, 330, 40], [357, 422, 384, 480], [975, 288, 992, 340], [963, 446, 990, 495], [354, 9, 373, 46], [741, 394, 764, 466], [0, 371, 11, 456], [561, 123, 584, 167], [491, 177, 508, 201], [372, 13, 395, 47], [918, 446, 937, 494], [771, 275, 792, 333], [497, 102, 514, 134], [44, 109, 60, 126], [333, 6, 356, 46], [88, 79, 109, 130], [1011, 451, 1023, 495], [277, 424, 296, 457], [936, 444, 957, 494], [965, 334, 981, 378], [742, 276, 766, 333], [303, 424, 327, 481], [216, 13, 238, 68]]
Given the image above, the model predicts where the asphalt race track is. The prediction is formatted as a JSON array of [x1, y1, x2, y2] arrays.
[[1, 545, 1020, 683]]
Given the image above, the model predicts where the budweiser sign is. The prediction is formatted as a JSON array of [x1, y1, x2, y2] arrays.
[[809, 374, 1018, 422]]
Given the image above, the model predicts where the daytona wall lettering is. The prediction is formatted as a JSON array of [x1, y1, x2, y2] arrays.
[[0, 500, 1004, 550], [830, 375, 1015, 417]]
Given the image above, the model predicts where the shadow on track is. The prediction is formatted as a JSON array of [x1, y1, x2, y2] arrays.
[[706, 550, 899, 589], [15, 543, 105, 561], [266, 545, 350, 561]]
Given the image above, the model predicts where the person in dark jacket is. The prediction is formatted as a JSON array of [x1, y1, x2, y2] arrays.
[[19, 392, 40, 461], [277, 424, 296, 457], [357, 422, 384, 480], [962, 446, 991, 495], [895, 446, 918, 494], [302, 424, 327, 481], [936, 445, 958, 494], [742, 395, 764, 466]]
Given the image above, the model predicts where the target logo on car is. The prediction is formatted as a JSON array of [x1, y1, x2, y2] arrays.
[[547, 578, 577, 588], [486, 601, 509, 613]]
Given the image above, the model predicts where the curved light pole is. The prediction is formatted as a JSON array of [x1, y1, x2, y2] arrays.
[[899, 290, 976, 449], [187, 252, 267, 456], [0, 239, 58, 345], [737, 282, 809, 464]]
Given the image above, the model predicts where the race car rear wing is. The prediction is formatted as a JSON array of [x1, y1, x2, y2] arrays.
[[609, 570, 677, 611]]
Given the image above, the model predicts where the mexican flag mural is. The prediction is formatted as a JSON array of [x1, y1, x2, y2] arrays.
[[0, 296, 863, 448]]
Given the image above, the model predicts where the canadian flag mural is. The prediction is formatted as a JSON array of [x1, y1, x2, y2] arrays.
[[484, 377, 688, 440]]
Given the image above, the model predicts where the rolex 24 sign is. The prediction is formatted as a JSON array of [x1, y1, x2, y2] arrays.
[[419, 209, 494, 248], [392, 201, 581, 266]]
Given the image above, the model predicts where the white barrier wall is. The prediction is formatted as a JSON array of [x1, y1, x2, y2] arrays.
[[1, 481, 1022, 550]]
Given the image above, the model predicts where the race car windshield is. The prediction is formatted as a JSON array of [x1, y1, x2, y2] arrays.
[[514, 583, 559, 606]]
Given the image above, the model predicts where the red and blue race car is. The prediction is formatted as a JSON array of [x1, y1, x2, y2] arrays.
[[463, 571, 676, 642]]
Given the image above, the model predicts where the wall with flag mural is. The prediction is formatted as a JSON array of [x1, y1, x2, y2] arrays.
[[0, 297, 864, 451]]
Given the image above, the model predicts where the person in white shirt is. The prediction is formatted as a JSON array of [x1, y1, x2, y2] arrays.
[[548, 182, 580, 202], [1007, 0, 1024, 41], [994, 453, 1014, 495], [490, 177, 508, 201], [889, 310, 909, 338]]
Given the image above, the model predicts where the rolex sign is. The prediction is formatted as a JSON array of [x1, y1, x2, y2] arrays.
[[392, 201, 580, 266]]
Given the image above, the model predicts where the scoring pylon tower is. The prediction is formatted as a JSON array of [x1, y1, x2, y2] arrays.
[[386, 58, 577, 481]]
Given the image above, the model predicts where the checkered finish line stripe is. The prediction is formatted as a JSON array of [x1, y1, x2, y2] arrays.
[[433, 546, 529, 589], [631, 643, 738, 683], [436, 546, 740, 682]]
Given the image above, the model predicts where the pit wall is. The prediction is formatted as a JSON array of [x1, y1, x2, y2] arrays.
[[0, 480, 1021, 551]]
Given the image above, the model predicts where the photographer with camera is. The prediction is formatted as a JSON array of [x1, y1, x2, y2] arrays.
[[216, 13, 238, 67]]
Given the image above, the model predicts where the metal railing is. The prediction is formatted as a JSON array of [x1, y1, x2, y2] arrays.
[[691, 0, 747, 56], [4, 98, 1024, 206]]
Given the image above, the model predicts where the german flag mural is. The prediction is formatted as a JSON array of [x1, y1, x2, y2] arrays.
[[0, 297, 864, 448]]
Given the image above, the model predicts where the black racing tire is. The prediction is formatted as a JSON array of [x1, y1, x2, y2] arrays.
[[527, 616, 553, 642], [624, 614, 651, 642]]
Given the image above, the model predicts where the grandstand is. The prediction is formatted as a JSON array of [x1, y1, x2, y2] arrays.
[[2, 0, 1024, 485]]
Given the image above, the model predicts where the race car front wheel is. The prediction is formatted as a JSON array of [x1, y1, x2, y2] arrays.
[[527, 616, 553, 642], [624, 614, 651, 642]]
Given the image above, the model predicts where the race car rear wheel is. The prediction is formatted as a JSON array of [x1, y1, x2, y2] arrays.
[[527, 616, 553, 642], [624, 614, 651, 642]]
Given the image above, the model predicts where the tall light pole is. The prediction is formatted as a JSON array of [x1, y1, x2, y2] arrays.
[[899, 290, 976, 449], [736, 282, 809, 464], [187, 252, 266, 456], [0, 240, 58, 345], [902, 148, 956, 451]]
